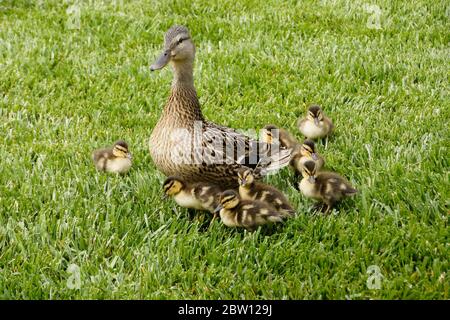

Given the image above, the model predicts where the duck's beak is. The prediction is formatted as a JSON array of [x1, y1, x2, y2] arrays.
[[150, 50, 170, 71], [161, 193, 168, 200], [311, 153, 318, 161], [213, 205, 223, 214], [239, 179, 246, 186], [127, 152, 133, 160], [308, 176, 316, 184], [314, 118, 320, 126]]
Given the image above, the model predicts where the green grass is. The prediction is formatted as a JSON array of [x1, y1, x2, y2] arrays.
[[0, 0, 448, 299]]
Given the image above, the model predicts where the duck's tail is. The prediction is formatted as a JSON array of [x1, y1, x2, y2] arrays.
[[252, 147, 292, 178]]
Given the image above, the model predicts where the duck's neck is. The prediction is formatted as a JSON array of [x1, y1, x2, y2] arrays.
[[172, 60, 194, 87], [163, 60, 204, 124]]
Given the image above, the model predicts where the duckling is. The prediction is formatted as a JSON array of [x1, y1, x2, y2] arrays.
[[262, 124, 300, 151], [162, 176, 222, 214], [297, 105, 334, 139], [237, 168, 296, 217], [92, 140, 132, 174], [299, 160, 357, 214], [292, 139, 325, 174], [214, 190, 284, 231]]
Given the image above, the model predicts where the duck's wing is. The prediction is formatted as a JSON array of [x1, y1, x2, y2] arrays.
[[201, 121, 292, 175]]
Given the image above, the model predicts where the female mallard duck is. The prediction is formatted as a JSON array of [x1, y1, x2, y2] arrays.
[[92, 140, 132, 174], [299, 160, 357, 213], [297, 105, 334, 139], [214, 190, 284, 231], [149, 26, 291, 188], [162, 176, 222, 214], [292, 139, 325, 174], [237, 168, 296, 217]]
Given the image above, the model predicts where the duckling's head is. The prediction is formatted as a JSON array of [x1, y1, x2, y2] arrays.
[[150, 25, 195, 71], [237, 168, 255, 187], [163, 176, 185, 197], [301, 160, 317, 183], [307, 105, 324, 126], [300, 139, 319, 160], [262, 124, 279, 145], [214, 190, 240, 213], [112, 140, 132, 159]]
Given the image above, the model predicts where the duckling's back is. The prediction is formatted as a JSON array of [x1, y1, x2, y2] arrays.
[[317, 172, 357, 197]]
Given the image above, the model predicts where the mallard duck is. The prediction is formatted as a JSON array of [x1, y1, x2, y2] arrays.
[[292, 139, 325, 174], [162, 176, 222, 214], [149, 25, 291, 188], [297, 105, 334, 139], [237, 168, 295, 217], [299, 160, 357, 213], [214, 190, 284, 231], [92, 140, 132, 174]]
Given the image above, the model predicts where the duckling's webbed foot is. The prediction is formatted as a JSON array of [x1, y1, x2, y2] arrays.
[[323, 201, 336, 214]]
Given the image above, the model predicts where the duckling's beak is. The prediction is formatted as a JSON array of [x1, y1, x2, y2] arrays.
[[239, 179, 246, 186], [213, 205, 223, 214], [150, 50, 170, 71], [161, 193, 168, 200], [311, 153, 318, 161], [308, 176, 316, 183], [314, 118, 320, 126], [127, 152, 132, 160]]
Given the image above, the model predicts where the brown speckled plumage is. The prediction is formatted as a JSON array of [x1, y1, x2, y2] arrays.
[[149, 26, 291, 188]]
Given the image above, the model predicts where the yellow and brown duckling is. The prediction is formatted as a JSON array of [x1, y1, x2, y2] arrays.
[[297, 105, 334, 139], [92, 140, 132, 174], [262, 124, 300, 151], [299, 160, 357, 213], [214, 190, 284, 231], [292, 139, 325, 174], [163, 176, 222, 214], [237, 168, 296, 217]]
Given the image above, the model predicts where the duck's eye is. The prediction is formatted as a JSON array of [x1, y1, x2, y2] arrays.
[[178, 38, 184, 44]]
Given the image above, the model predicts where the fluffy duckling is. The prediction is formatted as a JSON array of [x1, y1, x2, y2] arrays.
[[292, 139, 325, 174], [299, 160, 357, 213], [92, 140, 132, 174], [297, 105, 334, 139], [163, 176, 222, 214], [237, 168, 296, 217], [262, 124, 300, 151], [214, 190, 284, 231]]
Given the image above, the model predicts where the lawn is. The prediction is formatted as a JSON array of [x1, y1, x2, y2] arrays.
[[0, 0, 448, 299]]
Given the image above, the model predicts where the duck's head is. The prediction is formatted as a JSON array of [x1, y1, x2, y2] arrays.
[[112, 140, 132, 159], [162, 176, 185, 197], [307, 105, 324, 126], [237, 168, 255, 187], [214, 190, 240, 213], [300, 139, 319, 161], [150, 25, 195, 71], [301, 160, 317, 183], [262, 124, 279, 145]]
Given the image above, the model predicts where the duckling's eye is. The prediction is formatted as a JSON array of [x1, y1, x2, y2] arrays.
[[178, 38, 184, 45]]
